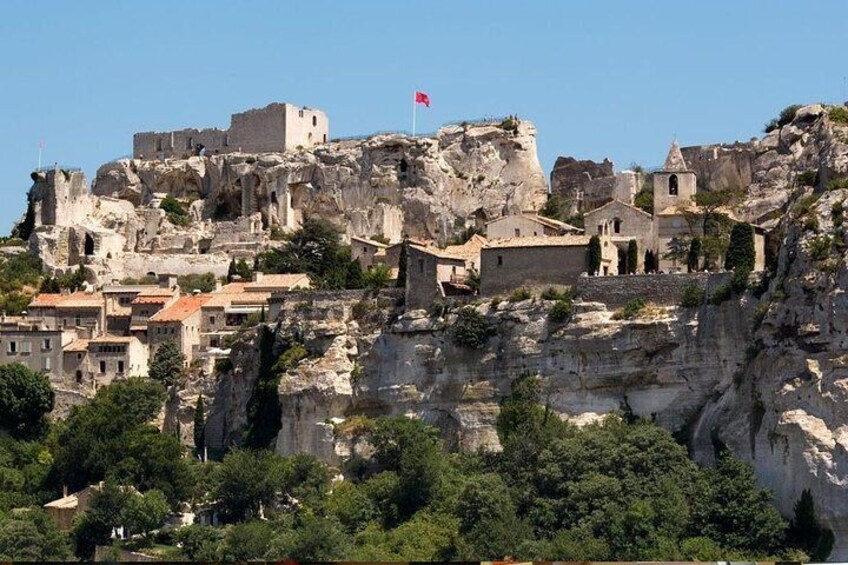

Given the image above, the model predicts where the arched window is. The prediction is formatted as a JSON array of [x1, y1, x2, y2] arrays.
[[613, 218, 621, 234], [669, 174, 679, 196]]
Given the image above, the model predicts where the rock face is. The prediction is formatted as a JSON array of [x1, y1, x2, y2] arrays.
[[26, 120, 546, 284]]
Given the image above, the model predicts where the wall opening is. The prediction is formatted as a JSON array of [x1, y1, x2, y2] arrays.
[[312, 116, 317, 126], [669, 174, 679, 195], [84, 233, 95, 256], [155, 138, 163, 152], [613, 218, 621, 234], [271, 191, 278, 204], [187, 137, 193, 150], [75, 370, 82, 383]]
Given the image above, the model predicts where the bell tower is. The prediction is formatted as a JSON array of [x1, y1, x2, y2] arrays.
[[653, 140, 696, 214]]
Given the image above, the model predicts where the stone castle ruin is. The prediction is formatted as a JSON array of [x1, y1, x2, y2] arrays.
[[24, 104, 548, 284], [133, 103, 329, 159]]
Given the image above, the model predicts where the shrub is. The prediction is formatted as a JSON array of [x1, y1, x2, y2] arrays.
[[499, 115, 520, 132], [797, 170, 818, 188], [508, 288, 532, 302], [710, 284, 732, 305], [178, 272, 217, 293], [548, 299, 573, 323], [541, 287, 571, 301], [794, 193, 822, 218], [687, 237, 702, 272], [274, 343, 308, 373], [807, 235, 832, 261], [764, 104, 802, 133], [832, 200, 844, 229], [731, 268, 751, 293], [363, 263, 392, 289], [588, 235, 602, 275], [829, 105, 848, 125], [634, 187, 653, 214], [626, 239, 638, 274], [826, 176, 848, 191], [160, 194, 190, 226], [451, 307, 495, 348], [611, 297, 646, 320], [680, 282, 705, 308]]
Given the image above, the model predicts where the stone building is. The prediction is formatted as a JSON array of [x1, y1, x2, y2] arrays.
[[133, 103, 329, 159], [27, 291, 104, 337], [485, 213, 583, 240], [404, 236, 486, 310], [147, 295, 211, 364], [479, 228, 618, 296], [84, 335, 149, 384], [0, 321, 73, 382], [584, 199, 653, 273], [351, 236, 389, 270], [549, 156, 643, 215]]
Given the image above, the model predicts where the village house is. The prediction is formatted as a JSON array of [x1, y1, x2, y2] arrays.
[[128, 288, 180, 341], [0, 319, 75, 382], [485, 213, 583, 240], [102, 276, 179, 335], [81, 335, 149, 387], [44, 483, 140, 535], [350, 236, 389, 270], [584, 199, 654, 273], [404, 235, 487, 310], [26, 291, 104, 337], [148, 295, 211, 365], [479, 226, 618, 296]]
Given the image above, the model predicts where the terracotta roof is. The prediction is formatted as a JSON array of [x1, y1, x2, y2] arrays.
[[203, 291, 271, 308], [136, 287, 177, 297], [585, 198, 653, 219], [29, 292, 103, 309], [484, 235, 591, 249], [132, 295, 172, 305], [663, 140, 690, 172], [217, 282, 248, 293], [90, 335, 135, 344], [149, 295, 210, 322], [245, 274, 310, 291], [28, 294, 66, 307], [408, 243, 466, 262], [443, 234, 488, 263], [63, 339, 90, 353], [351, 236, 389, 248]]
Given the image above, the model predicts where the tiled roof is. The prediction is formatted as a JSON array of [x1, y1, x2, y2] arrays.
[[136, 287, 177, 296], [245, 274, 310, 291], [351, 236, 389, 248], [484, 235, 591, 249], [29, 292, 103, 309], [443, 234, 488, 262], [149, 295, 210, 322], [217, 282, 248, 293], [486, 213, 582, 233], [203, 291, 271, 308], [585, 198, 653, 219], [408, 244, 467, 262], [132, 295, 172, 305], [63, 339, 90, 353], [28, 294, 66, 307]]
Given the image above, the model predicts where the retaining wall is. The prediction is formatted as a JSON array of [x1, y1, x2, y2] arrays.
[[574, 272, 734, 308]]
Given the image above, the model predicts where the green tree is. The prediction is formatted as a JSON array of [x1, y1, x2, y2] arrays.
[[193, 395, 205, 455], [148, 341, 185, 388], [212, 449, 284, 522], [450, 307, 495, 349], [11, 192, 36, 242], [326, 481, 379, 534], [634, 187, 654, 214], [363, 263, 392, 289], [765, 104, 802, 133], [243, 326, 282, 449], [787, 489, 833, 561], [539, 194, 568, 222], [588, 235, 602, 275], [0, 509, 71, 561], [395, 239, 408, 288], [266, 514, 352, 561], [626, 239, 638, 274], [177, 272, 217, 293], [122, 489, 169, 541], [0, 363, 54, 438], [218, 519, 276, 561], [174, 524, 222, 561], [725, 222, 756, 272], [72, 481, 131, 559], [687, 237, 702, 272]]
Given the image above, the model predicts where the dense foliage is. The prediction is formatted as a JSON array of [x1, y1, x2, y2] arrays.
[[765, 104, 802, 133], [0, 251, 44, 315], [177, 272, 217, 293], [626, 239, 638, 274], [256, 218, 364, 289], [148, 341, 185, 388], [0, 363, 54, 438], [725, 222, 756, 272], [587, 235, 601, 275], [450, 307, 495, 348]]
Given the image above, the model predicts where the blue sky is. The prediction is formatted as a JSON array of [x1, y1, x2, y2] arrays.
[[1, 0, 846, 232]]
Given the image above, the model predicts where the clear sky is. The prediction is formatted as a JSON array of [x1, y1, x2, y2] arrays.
[[1, 0, 846, 232]]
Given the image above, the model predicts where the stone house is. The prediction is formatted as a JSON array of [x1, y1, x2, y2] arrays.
[[351, 236, 389, 270], [485, 213, 583, 240], [27, 291, 104, 337], [84, 335, 149, 386], [102, 280, 178, 335], [480, 228, 618, 296], [128, 289, 180, 340], [147, 295, 211, 364], [44, 485, 98, 532], [404, 236, 486, 310], [584, 199, 654, 273], [0, 322, 74, 382]]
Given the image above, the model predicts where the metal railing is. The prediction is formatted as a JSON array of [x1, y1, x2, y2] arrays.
[[32, 165, 82, 174], [329, 116, 511, 143]]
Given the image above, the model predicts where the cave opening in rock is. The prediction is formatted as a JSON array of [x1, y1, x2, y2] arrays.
[[84, 233, 95, 256]]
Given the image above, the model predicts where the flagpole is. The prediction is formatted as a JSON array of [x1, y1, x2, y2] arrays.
[[38, 144, 42, 170], [412, 91, 417, 137]]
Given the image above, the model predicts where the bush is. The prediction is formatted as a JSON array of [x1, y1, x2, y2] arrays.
[[548, 299, 573, 323], [797, 170, 818, 188], [363, 264, 392, 289], [634, 187, 653, 214], [508, 288, 532, 302], [541, 287, 571, 301], [160, 195, 190, 226], [826, 176, 848, 191], [764, 104, 801, 132], [832, 201, 844, 229], [611, 298, 646, 320], [829, 105, 848, 125], [731, 268, 751, 293], [710, 284, 732, 305], [680, 282, 705, 308], [725, 223, 755, 272], [687, 237, 702, 272], [499, 115, 520, 132], [0, 363, 54, 438], [451, 307, 495, 349], [178, 272, 217, 293], [807, 235, 832, 261]]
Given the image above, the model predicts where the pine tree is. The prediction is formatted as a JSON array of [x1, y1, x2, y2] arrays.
[[588, 235, 602, 275], [148, 341, 185, 388], [725, 222, 755, 272], [395, 239, 408, 288], [687, 237, 702, 273], [193, 395, 206, 455], [788, 489, 834, 561], [626, 239, 638, 275]]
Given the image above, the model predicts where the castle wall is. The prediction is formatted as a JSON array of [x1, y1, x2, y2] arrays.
[[480, 245, 589, 296], [133, 128, 229, 159], [228, 104, 288, 153], [282, 104, 329, 149], [574, 271, 733, 308]]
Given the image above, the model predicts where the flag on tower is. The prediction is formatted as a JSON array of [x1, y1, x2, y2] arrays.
[[415, 91, 430, 107], [39, 141, 45, 149]]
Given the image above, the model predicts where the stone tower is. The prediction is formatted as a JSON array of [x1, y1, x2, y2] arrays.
[[653, 140, 696, 215]]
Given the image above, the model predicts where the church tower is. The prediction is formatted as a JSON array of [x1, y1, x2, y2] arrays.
[[653, 140, 696, 215]]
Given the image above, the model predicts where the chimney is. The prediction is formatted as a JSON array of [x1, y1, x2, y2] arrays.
[[63, 485, 68, 498]]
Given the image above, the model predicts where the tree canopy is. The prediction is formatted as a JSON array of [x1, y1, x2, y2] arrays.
[[0, 363, 54, 438]]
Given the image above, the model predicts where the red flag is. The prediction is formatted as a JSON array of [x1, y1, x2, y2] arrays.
[[39, 141, 45, 149], [415, 91, 430, 107]]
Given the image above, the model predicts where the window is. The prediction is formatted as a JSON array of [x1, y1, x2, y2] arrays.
[[299, 110, 304, 118], [312, 116, 317, 126], [7, 341, 16, 354], [514, 228, 520, 237], [77, 353, 82, 360], [99, 361, 106, 373], [497, 255, 503, 266], [210, 316, 216, 325], [43, 358, 51, 371], [598, 225, 603, 234], [156, 327, 161, 335], [43, 339, 52, 351], [669, 174, 679, 196], [418, 259, 424, 273], [75, 315, 82, 327], [119, 296, 132, 306], [187, 136, 193, 149], [156, 138, 163, 152], [613, 218, 621, 234], [117, 361, 124, 374], [20, 342, 31, 354], [223, 133, 229, 147]]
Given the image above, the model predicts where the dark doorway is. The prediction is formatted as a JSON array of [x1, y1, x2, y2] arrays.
[[84, 234, 95, 256]]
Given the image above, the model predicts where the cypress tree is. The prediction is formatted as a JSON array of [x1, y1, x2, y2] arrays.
[[687, 237, 702, 273], [725, 222, 756, 271], [227, 259, 237, 282], [626, 239, 638, 274], [395, 239, 408, 288], [193, 395, 205, 454], [588, 235, 602, 275], [788, 489, 834, 561]]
